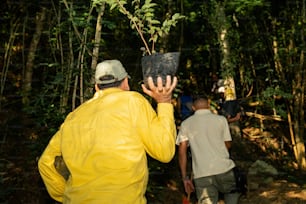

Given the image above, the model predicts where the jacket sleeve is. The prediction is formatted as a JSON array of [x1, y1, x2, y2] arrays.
[[38, 129, 65, 202], [133, 96, 176, 163]]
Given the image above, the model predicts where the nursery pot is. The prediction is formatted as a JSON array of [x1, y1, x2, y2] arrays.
[[141, 52, 180, 88]]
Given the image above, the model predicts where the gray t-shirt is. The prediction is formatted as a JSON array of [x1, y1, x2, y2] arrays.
[[176, 109, 235, 178]]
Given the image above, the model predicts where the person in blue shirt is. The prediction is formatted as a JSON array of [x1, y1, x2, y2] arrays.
[[177, 87, 193, 121]]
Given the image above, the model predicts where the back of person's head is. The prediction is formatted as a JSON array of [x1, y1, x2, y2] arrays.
[[192, 94, 209, 110], [95, 60, 129, 89]]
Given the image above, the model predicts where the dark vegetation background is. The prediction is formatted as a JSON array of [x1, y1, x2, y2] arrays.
[[0, 0, 305, 203]]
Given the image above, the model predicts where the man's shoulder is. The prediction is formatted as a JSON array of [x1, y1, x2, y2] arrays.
[[182, 112, 227, 127], [120, 91, 150, 104], [115, 90, 144, 98]]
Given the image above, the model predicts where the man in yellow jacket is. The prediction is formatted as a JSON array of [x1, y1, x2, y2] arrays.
[[38, 59, 178, 204]]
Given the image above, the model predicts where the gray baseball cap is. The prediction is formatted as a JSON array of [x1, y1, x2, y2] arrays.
[[95, 60, 129, 84]]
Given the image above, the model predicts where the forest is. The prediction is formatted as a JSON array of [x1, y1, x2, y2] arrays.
[[0, 0, 305, 203]]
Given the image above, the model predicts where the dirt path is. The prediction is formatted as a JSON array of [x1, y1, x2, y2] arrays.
[[239, 179, 306, 204], [145, 177, 306, 204]]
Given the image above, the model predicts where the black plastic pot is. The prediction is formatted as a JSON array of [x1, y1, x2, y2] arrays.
[[141, 52, 180, 88]]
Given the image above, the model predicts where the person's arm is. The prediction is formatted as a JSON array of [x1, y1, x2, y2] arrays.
[[225, 141, 232, 150], [227, 101, 242, 123], [178, 141, 194, 194], [38, 130, 66, 202], [222, 117, 233, 154], [135, 75, 177, 162], [227, 112, 241, 123], [178, 141, 188, 179]]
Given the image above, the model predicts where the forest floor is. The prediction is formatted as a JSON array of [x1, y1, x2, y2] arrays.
[[1, 114, 306, 204]]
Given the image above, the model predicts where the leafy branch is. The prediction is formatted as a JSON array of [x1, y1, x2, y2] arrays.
[[105, 0, 184, 55]]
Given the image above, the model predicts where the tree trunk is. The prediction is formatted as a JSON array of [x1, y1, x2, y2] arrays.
[[77, 3, 95, 105], [1, 18, 20, 109], [291, 62, 306, 170], [216, 2, 236, 101], [22, 7, 46, 105], [287, 0, 306, 171], [224, 77, 236, 101], [89, 3, 105, 91], [51, 1, 74, 113], [62, 1, 95, 109], [293, 0, 306, 170]]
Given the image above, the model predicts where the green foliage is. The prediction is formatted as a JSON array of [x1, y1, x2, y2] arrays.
[[261, 86, 292, 118], [227, 0, 269, 14], [97, 0, 185, 55], [22, 77, 67, 154]]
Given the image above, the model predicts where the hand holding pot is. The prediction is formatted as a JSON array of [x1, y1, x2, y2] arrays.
[[142, 75, 177, 103]]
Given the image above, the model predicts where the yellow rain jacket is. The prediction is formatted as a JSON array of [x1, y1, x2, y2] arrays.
[[38, 88, 176, 204]]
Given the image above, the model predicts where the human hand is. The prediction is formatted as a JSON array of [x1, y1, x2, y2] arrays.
[[183, 179, 195, 194], [142, 75, 177, 103]]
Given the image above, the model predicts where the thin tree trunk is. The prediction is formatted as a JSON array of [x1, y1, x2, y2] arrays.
[[91, 3, 105, 75], [270, 30, 282, 116], [0, 18, 20, 109], [62, 24, 74, 112], [62, 1, 94, 109], [287, 107, 298, 162], [78, 3, 94, 105], [292, 64, 306, 170], [288, 1, 306, 171], [294, 0, 306, 170], [272, 18, 286, 83], [89, 3, 105, 95], [22, 7, 46, 105], [51, 0, 72, 113]]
